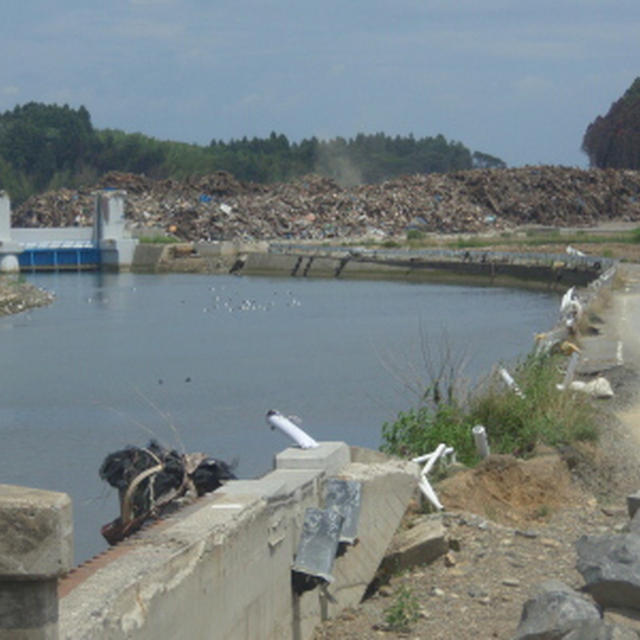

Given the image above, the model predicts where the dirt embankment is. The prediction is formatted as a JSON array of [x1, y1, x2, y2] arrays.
[[11, 166, 640, 241]]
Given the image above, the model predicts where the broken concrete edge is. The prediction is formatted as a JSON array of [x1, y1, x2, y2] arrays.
[[0, 485, 73, 579], [57, 443, 418, 640]]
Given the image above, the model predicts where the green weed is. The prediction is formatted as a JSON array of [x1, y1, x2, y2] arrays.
[[383, 585, 420, 631], [381, 352, 599, 463]]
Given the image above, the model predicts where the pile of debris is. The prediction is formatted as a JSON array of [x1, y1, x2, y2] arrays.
[[99, 440, 236, 544], [12, 166, 640, 241]]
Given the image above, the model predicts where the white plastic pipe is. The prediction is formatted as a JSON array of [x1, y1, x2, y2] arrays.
[[557, 351, 580, 391], [499, 367, 525, 398], [421, 443, 447, 475], [266, 410, 319, 449], [472, 425, 490, 458], [418, 475, 444, 510]]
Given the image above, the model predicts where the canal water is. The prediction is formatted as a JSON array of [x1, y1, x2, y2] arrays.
[[1, 272, 560, 563]]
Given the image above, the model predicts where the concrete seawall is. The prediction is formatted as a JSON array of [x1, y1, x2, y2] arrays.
[[132, 241, 611, 289], [50, 444, 416, 640]]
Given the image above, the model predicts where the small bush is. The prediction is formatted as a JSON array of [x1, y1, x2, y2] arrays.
[[383, 585, 420, 631], [631, 227, 640, 244], [381, 352, 599, 463]]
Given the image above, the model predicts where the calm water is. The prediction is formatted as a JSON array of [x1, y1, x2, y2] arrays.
[[1, 272, 559, 562]]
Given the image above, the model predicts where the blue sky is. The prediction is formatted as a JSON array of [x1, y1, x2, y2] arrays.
[[1, 0, 639, 167]]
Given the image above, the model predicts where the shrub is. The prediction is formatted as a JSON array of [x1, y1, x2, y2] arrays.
[[381, 352, 599, 463], [383, 585, 420, 631]]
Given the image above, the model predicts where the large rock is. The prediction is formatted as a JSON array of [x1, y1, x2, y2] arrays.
[[514, 580, 601, 640], [378, 514, 448, 576], [563, 621, 639, 639], [576, 534, 640, 610]]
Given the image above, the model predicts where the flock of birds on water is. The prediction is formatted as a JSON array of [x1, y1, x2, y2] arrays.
[[202, 285, 302, 314], [80, 281, 304, 314]]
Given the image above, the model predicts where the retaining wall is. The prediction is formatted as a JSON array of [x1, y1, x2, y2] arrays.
[[132, 241, 612, 289], [47, 443, 416, 640]]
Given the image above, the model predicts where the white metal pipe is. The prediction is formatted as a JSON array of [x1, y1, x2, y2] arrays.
[[266, 410, 319, 449], [472, 425, 490, 458]]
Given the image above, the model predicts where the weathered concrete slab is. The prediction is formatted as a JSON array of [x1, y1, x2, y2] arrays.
[[276, 441, 350, 476], [58, 443, 417, 640], [323, 458, 419, 620], [220, 469, 321, 500], [0, 485, 73, 579], [241, 252, 301, 275], [378, 514, 448, 576]]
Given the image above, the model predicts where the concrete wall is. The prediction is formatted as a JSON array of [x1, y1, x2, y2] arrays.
[[146, 241, 612, 288], [56, 443, 417, 640], [11, 228, 93, 244]]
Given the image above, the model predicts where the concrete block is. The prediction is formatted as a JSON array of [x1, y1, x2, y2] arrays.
[[378, 515, 448, 576], [0, 485, 72, 579], [219, 469, 322, 500], [241, 253, 301, 275], [275, 441, 350, 476], [324, 458, 419, 617], [627, 491, 640, 519]]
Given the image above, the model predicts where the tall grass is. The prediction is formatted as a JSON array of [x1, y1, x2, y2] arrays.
[[381, 352, 599, 465]]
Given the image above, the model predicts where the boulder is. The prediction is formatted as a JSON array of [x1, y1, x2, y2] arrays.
[[514, 580, 601, 640], [563, 621, 639, 639], [576, 534, 640, 611]]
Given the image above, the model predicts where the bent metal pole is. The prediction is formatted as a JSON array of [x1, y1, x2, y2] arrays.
[[266, 410, 319, 449]]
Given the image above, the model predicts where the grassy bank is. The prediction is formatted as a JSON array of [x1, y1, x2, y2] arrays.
[[380, 352, 599, 465]]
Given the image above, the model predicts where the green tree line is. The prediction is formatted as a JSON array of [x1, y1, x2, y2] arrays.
[[0, 101, 505, 205]]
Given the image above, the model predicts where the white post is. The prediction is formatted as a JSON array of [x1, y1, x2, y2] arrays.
[[472, 425, 490, 458], [558, 351, 580, 391]]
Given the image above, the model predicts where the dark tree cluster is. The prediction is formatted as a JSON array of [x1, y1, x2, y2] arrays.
[[0, 101, 505, 206], [582, 77, 640, 169]]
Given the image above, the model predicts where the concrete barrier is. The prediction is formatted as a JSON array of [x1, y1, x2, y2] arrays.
[[56, 443, 417, 640], [0, 485, 73, 640]]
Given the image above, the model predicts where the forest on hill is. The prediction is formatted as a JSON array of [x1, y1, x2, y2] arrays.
[[0, 102, 504, 207]]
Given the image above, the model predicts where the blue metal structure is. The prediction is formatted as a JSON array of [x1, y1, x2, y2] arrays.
[[18, 242, 101, 272]]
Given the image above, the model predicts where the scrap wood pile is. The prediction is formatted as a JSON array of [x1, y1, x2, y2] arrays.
[[99, 440, 236, 544], [12, 166, 640, 240]]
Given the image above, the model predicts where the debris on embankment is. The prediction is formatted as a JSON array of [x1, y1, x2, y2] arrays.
[[0, 277, 54, 316], [12, 167, 640, 241]]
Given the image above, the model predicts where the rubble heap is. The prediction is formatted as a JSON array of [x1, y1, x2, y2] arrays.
[[12, 166, 640, 241]]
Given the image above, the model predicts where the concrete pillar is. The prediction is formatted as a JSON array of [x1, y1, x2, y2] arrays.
[[93, 190, 137, 269], [0, 192, 10, 241], [0, 485, 73, 640], [0, 191, 24, 272]]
